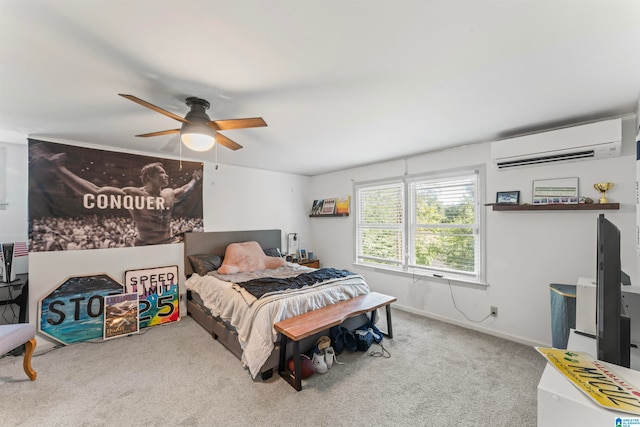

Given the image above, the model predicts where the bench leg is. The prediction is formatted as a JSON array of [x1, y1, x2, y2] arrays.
[[370, 306, 393, 339], [278, 335, 302, 391], [23, 337, 37, 381], [292, 341, 301, 391], [278, 334, 288, 375], [385, 304, 393, 339], [370, 309, 378, 325]]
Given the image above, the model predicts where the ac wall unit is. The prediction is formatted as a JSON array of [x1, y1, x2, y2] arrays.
[[491, 118, 621, 170]]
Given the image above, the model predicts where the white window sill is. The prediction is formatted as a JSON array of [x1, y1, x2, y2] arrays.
[[353, 262, 489, 288]]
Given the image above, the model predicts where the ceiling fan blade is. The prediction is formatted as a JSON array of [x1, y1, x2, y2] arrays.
[[161, 136, 180, 153], [119, 94, 189, 123], [135, 129, 180, 137], [215, 132, 243, 150], [210, 117, 267, 130]]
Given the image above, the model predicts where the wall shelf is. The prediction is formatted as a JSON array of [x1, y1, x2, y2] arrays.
[[490, 203, 620, 211], [309, 213, 349, 217]]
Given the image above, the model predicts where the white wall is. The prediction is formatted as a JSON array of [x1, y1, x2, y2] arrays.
[[201, 163, 312, 249], [0, 141, 310, 351], [0, 143, 28, 240], [0, 143, 28, 274], [309, 116, 638, 348]]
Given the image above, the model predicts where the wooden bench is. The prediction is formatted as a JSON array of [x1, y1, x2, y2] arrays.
[[274, 291, 396, 390]]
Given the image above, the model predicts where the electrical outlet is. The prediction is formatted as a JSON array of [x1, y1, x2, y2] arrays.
[[490, 306, 498, 317]]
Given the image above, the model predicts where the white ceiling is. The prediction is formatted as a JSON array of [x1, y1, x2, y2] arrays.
[[1, 0, 639, 176]]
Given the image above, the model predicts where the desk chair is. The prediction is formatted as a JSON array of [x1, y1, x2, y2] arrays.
[[0, 323, 37, 380]]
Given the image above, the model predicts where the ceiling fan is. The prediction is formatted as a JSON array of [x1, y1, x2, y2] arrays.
[[119, 94, 267, 152]]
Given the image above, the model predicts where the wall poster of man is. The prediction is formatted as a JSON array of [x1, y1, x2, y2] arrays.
[[28, 139, 204, 252]]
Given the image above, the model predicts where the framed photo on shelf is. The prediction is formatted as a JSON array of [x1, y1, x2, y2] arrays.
[[532, 177, 579, 205], [311, 196, 351, 217], [299, 249, 307, 260], [310, 199, 323, 216], [335, 196, 351, 215], [320, 198, 336, 215], [496, 191, 520, 205]]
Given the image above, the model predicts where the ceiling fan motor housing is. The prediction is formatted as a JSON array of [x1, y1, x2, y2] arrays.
[[184, 97, 212, 122], [181, 97, 215, 150]]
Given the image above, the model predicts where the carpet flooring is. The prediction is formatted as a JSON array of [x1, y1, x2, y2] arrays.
[[0, 308, 546, 426]]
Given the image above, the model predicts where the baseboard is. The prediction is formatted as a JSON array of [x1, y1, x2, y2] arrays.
[[33, 337, 59, 355], [391, 303, 546, 348]]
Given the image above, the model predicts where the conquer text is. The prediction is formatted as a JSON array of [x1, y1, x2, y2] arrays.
[[83, 193, 167, 210]]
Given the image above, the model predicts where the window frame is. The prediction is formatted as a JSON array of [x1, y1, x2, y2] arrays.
[[354, 167, 485, 285]]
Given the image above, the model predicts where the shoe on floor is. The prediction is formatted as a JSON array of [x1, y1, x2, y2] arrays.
[[312, 351, 328, 374], [316, 335, 331, 351], [325, 346, 335, 368]]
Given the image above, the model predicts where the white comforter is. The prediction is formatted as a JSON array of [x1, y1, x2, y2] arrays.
[[185, 263, 370, 378]]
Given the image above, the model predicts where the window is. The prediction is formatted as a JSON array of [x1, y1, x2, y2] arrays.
[[355, 169, 483, 282]]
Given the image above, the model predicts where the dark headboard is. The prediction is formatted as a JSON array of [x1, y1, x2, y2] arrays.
[[183, 229, 282, 276]]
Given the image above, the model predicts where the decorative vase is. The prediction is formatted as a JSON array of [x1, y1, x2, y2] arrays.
[[593, 182, 614, 204]]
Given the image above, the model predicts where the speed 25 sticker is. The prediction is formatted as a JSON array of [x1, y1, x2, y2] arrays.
[[124, 265, 180, 328]]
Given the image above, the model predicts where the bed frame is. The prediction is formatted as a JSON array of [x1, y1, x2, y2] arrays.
[[184, 230, 281, 379], [183, 229, 368, 380]]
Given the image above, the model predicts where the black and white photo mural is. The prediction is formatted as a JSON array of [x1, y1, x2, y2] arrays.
[[28, 139, 204, 252]]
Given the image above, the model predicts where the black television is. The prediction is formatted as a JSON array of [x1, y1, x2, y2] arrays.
[[596, 214, 630, 367]]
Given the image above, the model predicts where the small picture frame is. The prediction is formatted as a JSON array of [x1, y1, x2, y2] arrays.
[[532, 177, 579, 205], [103, 292, 139, 340], [496, 191, 520, 205], [320, 198, 336, 215], [299, 249, 307, 260]]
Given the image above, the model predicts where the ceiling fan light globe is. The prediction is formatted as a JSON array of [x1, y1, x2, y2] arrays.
[[180, 119, 216, 151], [181, 132, 215, 151]]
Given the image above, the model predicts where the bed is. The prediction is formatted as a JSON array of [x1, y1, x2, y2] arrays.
[[183, 229, 371, 380]]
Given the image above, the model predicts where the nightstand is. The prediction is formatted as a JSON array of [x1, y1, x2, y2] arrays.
[[297, 259, 319, 269]]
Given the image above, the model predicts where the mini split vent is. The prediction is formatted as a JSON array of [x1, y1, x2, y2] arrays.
[[491, 118, 622, 170], [496, 149, 598, 168]]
